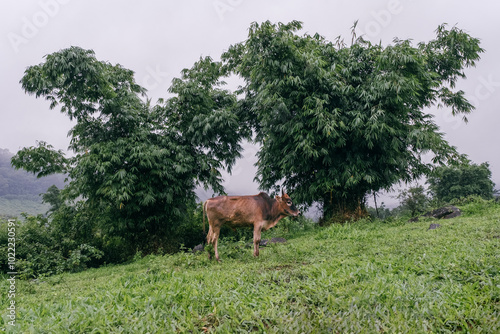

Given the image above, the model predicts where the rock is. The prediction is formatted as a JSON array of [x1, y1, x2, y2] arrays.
[[424, 206, 461, 219], [246, 237, 287, 248], [260, 237, 287, 246], [408, 216, 420, 223], [259, 239, 269, 247], [269, 237, 287, 244], [192, 244, 205, 253], [440, 207, 462, 219], [428, 223, 441, 230], [409, 206, 461, 222]]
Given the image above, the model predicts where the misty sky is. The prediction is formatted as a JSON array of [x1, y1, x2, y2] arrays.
[[1, 0, 499, 207]]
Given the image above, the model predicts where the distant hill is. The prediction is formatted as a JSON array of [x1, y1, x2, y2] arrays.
[[0, 148, 66, 217]]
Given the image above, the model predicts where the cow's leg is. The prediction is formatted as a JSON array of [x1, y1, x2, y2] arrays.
[[212, 225, 221, 262], [253, 225, 262, 257], [206, 225, 214, 260], [206, 223, 222, 261], [207, 224, 220, 260]]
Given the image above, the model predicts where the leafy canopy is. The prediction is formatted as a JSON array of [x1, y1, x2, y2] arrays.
[[13, 46, 245, 254], [428, 162, 495, 203], [397, 185, 429, 217], [222, 21, 483, 218]]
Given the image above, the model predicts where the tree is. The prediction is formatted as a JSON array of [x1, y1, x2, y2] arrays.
[[42, 185, 63, 213], [397, 185, 429, 217], [0, 147, 65, 198], [222, 21, 483, 221], [12, 47, 245, 256], [427, 162, 495, 203]]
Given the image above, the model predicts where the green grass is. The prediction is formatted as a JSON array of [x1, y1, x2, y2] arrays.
[[1, 202, 499, 333]]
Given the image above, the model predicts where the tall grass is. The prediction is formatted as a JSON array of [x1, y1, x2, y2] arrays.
[[1, 201, 499, 333]]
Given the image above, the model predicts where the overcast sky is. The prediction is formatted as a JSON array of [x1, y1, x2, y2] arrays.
[[1, 0, 499, 207]]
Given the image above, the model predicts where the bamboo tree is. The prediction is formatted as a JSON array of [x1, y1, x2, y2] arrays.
[[222, 21, 483, 221]]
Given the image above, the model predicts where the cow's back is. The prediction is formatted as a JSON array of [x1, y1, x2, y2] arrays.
[[205, 192, 273, 227]]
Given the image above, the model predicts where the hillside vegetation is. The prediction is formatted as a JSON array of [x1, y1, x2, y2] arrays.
[[10, 23, 484, 262], [1, 200, 499, 333], [0, 148, 65, 218], [0, 197, 50, 219]]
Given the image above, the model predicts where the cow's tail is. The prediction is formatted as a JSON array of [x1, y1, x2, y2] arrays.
[[202, 201, 207, 236]]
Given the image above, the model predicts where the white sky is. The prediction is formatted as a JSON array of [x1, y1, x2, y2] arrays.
[[1, 0, 499, 208]]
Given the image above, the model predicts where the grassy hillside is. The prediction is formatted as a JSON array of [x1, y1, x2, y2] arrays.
[[1, 201, 499, 333], [0, 148, 65, 218], [0, 196, 50, 219]]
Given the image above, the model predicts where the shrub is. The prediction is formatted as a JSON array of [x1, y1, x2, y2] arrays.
[[428, 162, 495, 203], [0, 197, 213, 278], [1, 216, 104, 279], [397, 185, 430, 217], [263, 215, 318, 239], [451, 195, 499, 216]]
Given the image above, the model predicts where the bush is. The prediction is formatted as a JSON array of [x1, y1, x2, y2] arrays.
[[450, 195, 499, 216], [428, 162, 495, 203], [397, 185, 430, 217], [171, 201, 207, 251], [263, 215, 318, 239], [1, 195, 316, 279], [0, 197, 212, 278], [0, 216, 104, 279], [66, 244, 104, 272], [367, 201, 393, 220]]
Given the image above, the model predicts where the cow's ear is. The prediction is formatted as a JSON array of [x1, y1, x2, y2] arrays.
[[275, 195, 281, 201]]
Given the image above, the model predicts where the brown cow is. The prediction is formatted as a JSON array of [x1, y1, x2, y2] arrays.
[[203, 190, 300, 261]]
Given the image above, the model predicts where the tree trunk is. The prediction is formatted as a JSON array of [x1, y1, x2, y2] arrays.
[[373, 192, 379, 218], [320, 191, 368, 225]]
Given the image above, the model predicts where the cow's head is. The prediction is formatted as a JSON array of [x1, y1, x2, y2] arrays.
[[276, 189, 300, 217]]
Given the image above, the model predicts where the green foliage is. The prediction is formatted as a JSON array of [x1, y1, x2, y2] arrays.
[[222, 21, 482, 219], [214, 237, 249, 260], [13, 47, 245, 259], [428, 162, 495, 203], [11, 141, 69, 177], [0, 195, 207, 278], [0, 217, 103, 279], [397, 185, 430, 216], [165, 201, 206, 253], [265, 215, 318, 237], [0, 148, 65, 198], [366, 201, 393, 220], [0, 148, 65, 218], [163, 56, 251, 189], [451, 195, 499, 216], [41, 184, 62, 213], [2, 202, 499, 332]]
